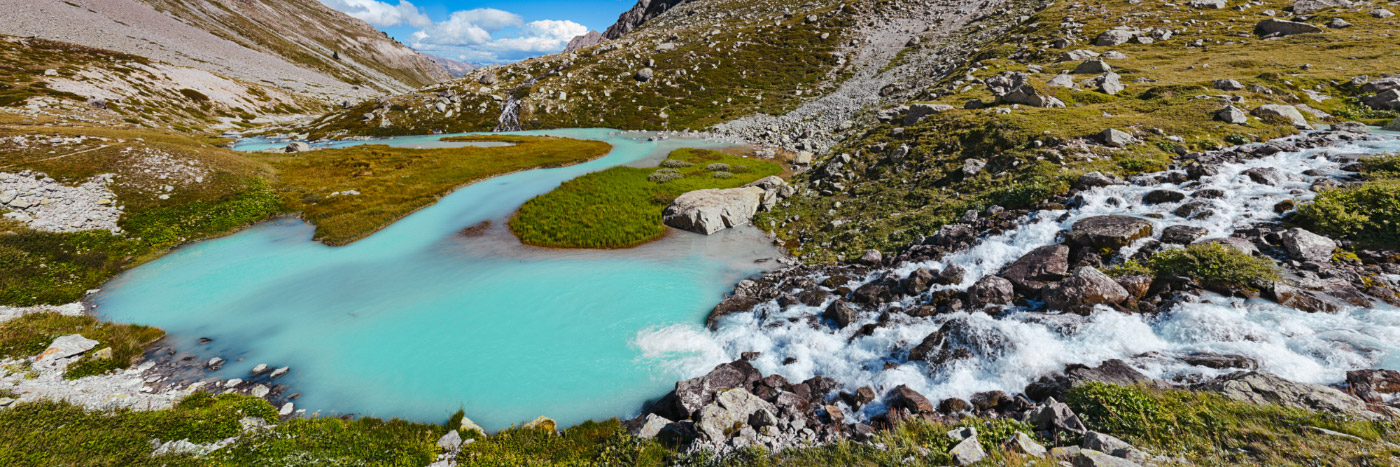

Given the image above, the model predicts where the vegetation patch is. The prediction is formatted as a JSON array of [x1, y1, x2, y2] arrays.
[[1146, 243, 1280, 290], [1298, 154, 1400, 248], [258, 135, 610, 246], [509, 148, 781, 248], [0, 314, 163, 379]]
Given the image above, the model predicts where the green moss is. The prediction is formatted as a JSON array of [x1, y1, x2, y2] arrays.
[[509, 149, 782, 249]]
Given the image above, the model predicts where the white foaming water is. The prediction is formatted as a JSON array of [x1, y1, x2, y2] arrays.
[[636, 131, 1400, 419]]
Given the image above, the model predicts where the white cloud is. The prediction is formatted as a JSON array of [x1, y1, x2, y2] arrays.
[[320, 0, 433, 28], [323, 2, 589, 64]]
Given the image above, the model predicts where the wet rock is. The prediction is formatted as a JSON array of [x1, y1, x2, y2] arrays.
[[1281, 228, 1336, 262], [1267, 282, 1339, 313], [937, 264, 967, 285], [1002, 245, 1071, 293], [939, 397, 972, 414], [969, 275, 1016, 308], [656, 360, 764, 420], [1182, 352, 1258, 370], [1142, 190, 1186, 204], [1202, 371, 1382, 420], [1043, 267, 1131, 314], [823, 300, 859, 328], [1114, 275, 1153, 300], [1174, 201, 1215, 219], [903, 268, 936, 295], [1160, 225, 1208, 244], [1077, 172, 1122, 190], [1070, 216, 1154, 250], [1028, 360, 1153, 402], [886, 385, 935, 414], [910, 316, 1014, 366], [1346, 369, 1400, 403], [663, 187, 766, 234]]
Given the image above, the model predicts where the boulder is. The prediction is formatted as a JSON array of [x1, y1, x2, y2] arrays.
[[963, 158, 987, 177], [1095, 29, 1136, 46], [886, 385, 935, 414], [1217, 106, 1249, 124], [695, 388, 776, 441], [1082, 432, 1149, 462], [905, 103, 954, 125], [1095, 72, 1124, 95], [1007, 431, 1048, 457], [1100, 129, 1133, 148], [1202, 371, 1380, 419], [1160, 225, 1208, 244], [1047, 74, 1078, 88], [634, 414, 672, 438], [969, 275, 1015, 308], [1059, 50, 1100, 62], [1074, 60, 1112, 74], [1077, 172, 1122, 189], [1070, 216, 1154, 250], [986, 72, 1065, 108], [1071, 450, 1141, 466], [1043, 267, 1132, 314], [436, 430, 462, 450], [1030, 399, 1088, 436], [910, 316, 1015, 366], [659, 360, 764, 420], [1293, 0, 1351, 13], [1387, 118, 1400, 132], [1001, 245, 1071, 293], [284, 142, 310, 153], [823, 300, 859, 328], [903, 268, 936, 295], [1142, 190, 1186, 204], [663, 187, 766, 234], [860, 249, 883, 266], [1255, 19, 1324, 37], [1252, 104, 1310, 128], [1346, 369, 1400, 403], [635, 68, 655, 82], [1363, 89, 1400, 110], [1243, 167, 1284, 186], [949, 436, 988, 465], [1189, 0, 1228, 7], [37, 334, 99, 363], [1281, 228, 1336, 262]]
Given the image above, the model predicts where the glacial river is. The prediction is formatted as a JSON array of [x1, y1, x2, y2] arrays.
[[95, 129, 781, 429]]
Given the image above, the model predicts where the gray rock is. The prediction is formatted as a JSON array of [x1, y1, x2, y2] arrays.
[[37, 334, 99, 364], [1293, 0, 1351, 13], [1072, 450, 1142, 466], [1047, 74, 1078, 88], [1096, 72, 1124, 95], [1077, 172, 1122, 189], [1217, 106, 1249, 124], [284, 142, 310, 153], [1071, 215, 1154, 250], [635, 68, 654, 82], [1203, 371, 1380, 419], [963, 158, 987, 176], [1189, 0, 1228, 8], [1001, 245, 1071, 293], [1161, 225, 1208, 244], [663, 187, 766, 234], [1251, 104, 1310, 128], [1095, 29, 1136, 46], [1243, 167, 1284, 185], [1007, 431, 1047, 457], [1074, 59, 1112, 74], [695, 388, 777, 441], [986, 72, 1065, 108], [1100, 129, 1133, 148], [1373, 8, 1396, 18], [1364, 89, 1400, 110], [1386, 118, 1400, 132], [823, 300, 859, 328], [949, 436, 987, 465], [1059, 49, 1100, 62], [860, 249, 883, 266], [1214, 79, 1245, 91], [904, 103, 954, 125], [1031, 400, 1088, 436], [1327, 18, 1352, 28], [635, 413, 672, 438], [1043, 267, 1131, 314], [1255, 19, 1324, 37], [436, 430, 462, 449], [1281, 228, 1336, 262], [1082, 432, 1148, 462], [969, 275, 1016, 308]]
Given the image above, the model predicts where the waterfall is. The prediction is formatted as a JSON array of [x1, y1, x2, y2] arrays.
[[495, 95, 521, 132]]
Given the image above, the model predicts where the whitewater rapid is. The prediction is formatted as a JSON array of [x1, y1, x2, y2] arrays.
[[636, 130, 1400, 419]]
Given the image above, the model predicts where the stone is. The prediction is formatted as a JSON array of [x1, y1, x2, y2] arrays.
[[635, 413, 672, 438], [251, 364, 269, 375], [1346, 369, 1400, 403], [635, 68, 654, 82], [1071, 215, 1154, 250], [1047, 74, 1078, 88], [969, 275, 1015, 308], [1332, 122, 1368, 134], [1077, 172, 1121, 189], [1007, 431, 1048, 457], [436, 430, 462, 449], [1189, 0, 1228, 8], [1142, 190, 1186, 204], [1071, 450, 1142, 466], [1030, 400, 1088, 436], [663, 187, 766, 234], [1095, 29, 1136, 46], [904, 103, 954, 125], [1202, 371, 1380, 419], [249, 384, 270, 398], [207, 357, 225, 370], [1252, 104, 1310, 129], [1363, 89, 1400, 110], [1002, 245, 1071, 293], [284, 142, 310, 153], [37, 334, 99, 363], [695, 388, 776, 441], [1082, 432, 1148, 461], [949, 436, 988, 465], [279, 402, 295, 416], [1327, 18, 1352, 29], [460, 415, 486, 435], [1217, 106, 1249, 124], [963, 158, 987, 176], [1255, 19, 1324, 37], [1161, 225, 1208, 244], [1373, 8, 1396, 18], [910, 316, 1014, 366], [1214, 79, 1245, 91], [823, 300, 859, 328], [1074, 59, 1112, 74], [522, 416, 557, 433], [860, 249, 883, 266], [1043, 267, 1132, 314], [1096, 72, 1124, 95], [937, 264, 967, 285], [1281, 228, 1336, 262], [793, 151, 814, 165], [1243, 167, 1284, 186], [986, 72, 1065, 108], [1059, 49, 1099, 62], [1386, 118, 1400, 132], [1293, 0, 1351, 13], [1100, 128, 1133, 148], [887, 385, 935, 414]]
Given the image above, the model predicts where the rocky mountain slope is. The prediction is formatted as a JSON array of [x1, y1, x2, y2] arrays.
[[0, 0, 447, 105]]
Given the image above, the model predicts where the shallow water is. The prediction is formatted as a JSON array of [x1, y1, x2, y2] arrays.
[[96, 129, 781, 429], [640, 130, 1400, 420]]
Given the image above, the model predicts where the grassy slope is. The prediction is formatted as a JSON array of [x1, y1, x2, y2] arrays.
[[258, 135, 612, 246], [0, 314, 164, 379], [510, 148, 782, 248], [302, 0, 855, 138], [762, 0, 1400, 262], [0, 383, 1394, 466]]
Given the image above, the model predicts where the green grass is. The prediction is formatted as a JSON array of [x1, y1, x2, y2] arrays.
[[1297, 154, 1400, 249], [509, 148, 782, 248], [0, 313, 165, 379], [259, 135, 611, 246], [1146, 243, 1280, 291]]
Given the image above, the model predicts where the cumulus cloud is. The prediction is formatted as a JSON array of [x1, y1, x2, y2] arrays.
[[320, 0, 433, 28], [321, 2, 588, 64]]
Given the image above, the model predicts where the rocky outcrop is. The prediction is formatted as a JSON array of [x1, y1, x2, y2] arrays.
[[1042, 267, 1131, 314], [565, 30, 606, 51], [1070, 216, 1154, 250], [602, 0, 694, 40], [663, 187, 766, 234], [986, 72, 1066, 108], [1202, 371, 1385, 420], [1281, 228, 1336, 262]]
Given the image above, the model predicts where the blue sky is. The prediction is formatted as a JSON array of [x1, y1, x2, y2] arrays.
[[318, 0, 632, 64]]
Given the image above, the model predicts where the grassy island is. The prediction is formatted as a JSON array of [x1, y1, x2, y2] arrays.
[[509, 148, 782, 249], [256, 135, 611, 246]]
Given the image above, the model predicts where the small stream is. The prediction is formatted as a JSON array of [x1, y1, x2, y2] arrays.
[[95, 129, 781, 429]]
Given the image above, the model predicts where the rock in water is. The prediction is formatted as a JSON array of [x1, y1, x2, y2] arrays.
[[1001, 245, 1071, 293], [1281, 228, 1336, 262], [663, 187, 766, 234], [1042, 267, 1131, 314], [969, 275, 1015, 308], [1070, 215, 1154, 250]]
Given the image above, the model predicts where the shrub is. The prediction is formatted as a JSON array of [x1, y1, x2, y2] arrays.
[[648, 168, 682, 183], [711, 171, 734, 179], [1297, 179, 1400, 248], [660, 159, 693, 168], [1147, 243, 1279, 289], [705, 163, 731, 172]]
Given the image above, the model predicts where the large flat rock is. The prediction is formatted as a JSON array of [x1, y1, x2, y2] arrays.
[[663, 187, 766, 235]]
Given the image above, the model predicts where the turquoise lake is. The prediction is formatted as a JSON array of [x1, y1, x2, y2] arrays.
[[94, 129, 780, 429]]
